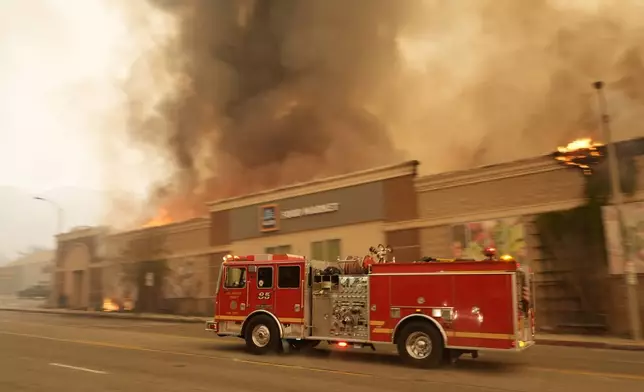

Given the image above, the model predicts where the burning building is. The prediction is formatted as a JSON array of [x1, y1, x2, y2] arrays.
[[52, 142, 644, 335]]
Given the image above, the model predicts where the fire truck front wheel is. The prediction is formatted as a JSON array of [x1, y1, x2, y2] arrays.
[[244, 315, 281, 355], [396, 321, 443, 368]]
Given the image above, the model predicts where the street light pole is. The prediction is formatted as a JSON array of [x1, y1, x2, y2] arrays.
[[34, 197, 64, 234], [593, 81, 642, 341]]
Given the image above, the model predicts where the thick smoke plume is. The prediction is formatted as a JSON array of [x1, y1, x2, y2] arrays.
[[123, 0, 644, 223]]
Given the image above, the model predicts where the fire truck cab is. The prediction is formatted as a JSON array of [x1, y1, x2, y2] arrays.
[[206, 246, 535, 368]]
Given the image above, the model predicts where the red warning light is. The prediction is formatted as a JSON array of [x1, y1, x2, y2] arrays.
[[337, 341, 348, 348]]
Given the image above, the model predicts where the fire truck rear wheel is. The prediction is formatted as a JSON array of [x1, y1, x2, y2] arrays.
[[397, 321, 443, 368], [244, 315, 281, 355]]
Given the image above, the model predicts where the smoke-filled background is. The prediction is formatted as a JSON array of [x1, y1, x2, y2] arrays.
[[124, 0, 644, 224], [2, 0, 644, 246]]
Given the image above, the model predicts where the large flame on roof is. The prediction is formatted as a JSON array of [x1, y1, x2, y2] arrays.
[[142, 208, 173, 228], [557, 138, 604, 153], [554, 137, 605, 175]]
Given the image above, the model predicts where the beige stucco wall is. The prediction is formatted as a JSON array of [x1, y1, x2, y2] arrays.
[[230, 221, 385, 259], [61, 243, 92, 309], [105, 217, 212, 262], [100, 218, 216, 308]]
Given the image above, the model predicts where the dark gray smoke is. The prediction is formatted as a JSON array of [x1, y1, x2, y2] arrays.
[[122, 0, 644, 222], [126, 0, 408, 220]]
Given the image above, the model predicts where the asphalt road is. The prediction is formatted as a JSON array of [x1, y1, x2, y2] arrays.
[[1, 311, 643, 392]]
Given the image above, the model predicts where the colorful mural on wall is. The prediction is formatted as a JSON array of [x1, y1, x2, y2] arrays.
[[450, 217, 528, 263], [603, 202, 644, 274]]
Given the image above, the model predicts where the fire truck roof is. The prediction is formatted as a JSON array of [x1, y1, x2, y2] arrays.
[[370, 260, 521, 274], [222, 254, 306, 263]]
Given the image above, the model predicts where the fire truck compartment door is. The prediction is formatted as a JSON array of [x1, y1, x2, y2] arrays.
[[274, 264, 305, 324], [248, 265, 275, 313], [451, 274, 514, 346]]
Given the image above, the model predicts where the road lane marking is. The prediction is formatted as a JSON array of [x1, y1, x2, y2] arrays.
[[49, 363, 108, 374], [530, 366, 644, 382], [0, 331, 370, 378], [3, 330, 644, 383], [0, 318, 232, 345]]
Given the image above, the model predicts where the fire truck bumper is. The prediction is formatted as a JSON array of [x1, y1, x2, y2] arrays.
[[205, 321, 219, 333]]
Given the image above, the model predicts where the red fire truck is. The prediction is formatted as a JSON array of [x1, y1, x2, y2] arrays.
[[205, 245, 535, 368]]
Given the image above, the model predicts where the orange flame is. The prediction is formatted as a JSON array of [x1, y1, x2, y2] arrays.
[[557, 138, 604, 153], [102, 298, 119, 312], [142, 208, 173, 228], [554, 137, 605, 175]]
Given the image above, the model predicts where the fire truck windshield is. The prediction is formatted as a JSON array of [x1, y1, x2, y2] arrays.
[[224, 267, 246, 288]]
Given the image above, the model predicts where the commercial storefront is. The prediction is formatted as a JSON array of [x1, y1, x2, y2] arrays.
[[387, 143, 644, 336], [51, 161, 419, 315], [53, 218, 226, 315], [208, 160, 420, 264], [50, 140, 644, 333]]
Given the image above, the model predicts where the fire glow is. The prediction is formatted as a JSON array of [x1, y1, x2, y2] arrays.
[[102, 298, 119, 312], [554, 138, 605, 175], [142, 208, 173, 228], [557, 138, 603, 154], [102, 298, 134, 312]]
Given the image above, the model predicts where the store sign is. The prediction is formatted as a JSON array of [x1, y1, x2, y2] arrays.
[[145, 272, 154, 287], [281, 203, 340, 219], [259, 204, 279, 232]]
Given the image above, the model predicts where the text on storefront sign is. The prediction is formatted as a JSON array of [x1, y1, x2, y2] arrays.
[[281, 203, 340, 219]]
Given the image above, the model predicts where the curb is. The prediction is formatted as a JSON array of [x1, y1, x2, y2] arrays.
[[536, 338, 644, 352], [0, 307, 209, 324]]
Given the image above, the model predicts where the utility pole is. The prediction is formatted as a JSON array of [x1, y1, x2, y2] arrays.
[[593, 81, 642, 341]]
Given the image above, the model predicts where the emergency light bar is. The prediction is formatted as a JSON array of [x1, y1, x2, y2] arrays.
[[223, 254, 306, 262]]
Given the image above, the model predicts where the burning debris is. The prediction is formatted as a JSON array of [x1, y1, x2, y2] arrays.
[[102, 298, 119, 312], [554, 138, 605, 175], [102, 297, 134, 312]]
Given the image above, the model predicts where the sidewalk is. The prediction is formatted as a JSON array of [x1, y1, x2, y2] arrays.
[[536, 332, 644, 351], [2, 306, 644, 351]]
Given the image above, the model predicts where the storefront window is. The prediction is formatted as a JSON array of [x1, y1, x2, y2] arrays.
[[311, 241, 324, 260], [310, 239, 342, 261]]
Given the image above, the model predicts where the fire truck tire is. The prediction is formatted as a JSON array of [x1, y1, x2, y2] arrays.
[[396, 321, 444, 368], [244, 315, 281, 355]]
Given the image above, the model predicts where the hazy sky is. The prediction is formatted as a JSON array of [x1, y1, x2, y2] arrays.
[[0, 0, 175, 195], [0, 0, 175, 259]]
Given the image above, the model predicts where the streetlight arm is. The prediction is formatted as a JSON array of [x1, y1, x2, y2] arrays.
[[34, 197, 64, 234]]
